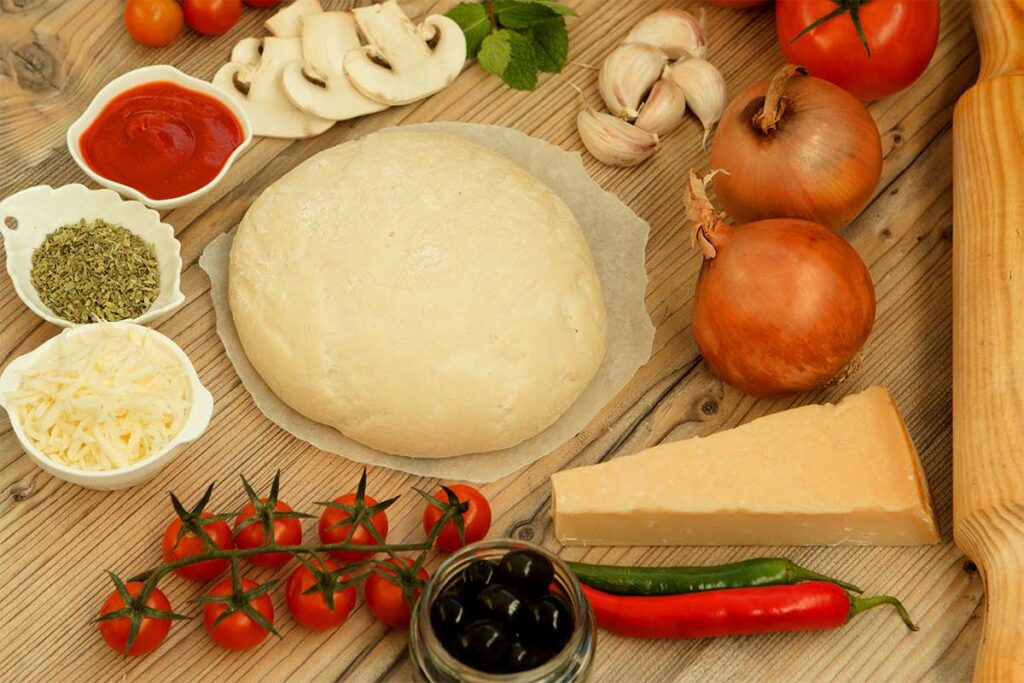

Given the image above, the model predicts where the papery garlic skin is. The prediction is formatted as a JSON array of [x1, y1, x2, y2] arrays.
[[635, 78, 687, 136], [577, 108, 659, 167], [625, 9, 707, 60], [599, 43, 668, 120], [667, 58, 727, 147]]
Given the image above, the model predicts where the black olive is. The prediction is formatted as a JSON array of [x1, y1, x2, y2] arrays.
[[430, 595, 468, 642], [504, 640, 540, 672], [452, 619, 512, 672], [526, 594, 573, 650], [497, 550, 554, 596], [460, 559, 499, 596], [475, 585, 530, 631]]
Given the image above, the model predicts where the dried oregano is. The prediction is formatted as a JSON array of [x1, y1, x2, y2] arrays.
[[30, 219, 160, 323]]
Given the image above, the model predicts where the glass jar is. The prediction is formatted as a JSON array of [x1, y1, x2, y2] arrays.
[[409, 539, 595, 683]]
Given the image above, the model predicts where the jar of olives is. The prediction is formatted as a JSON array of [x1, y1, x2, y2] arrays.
[[409, 539, 595, 682]]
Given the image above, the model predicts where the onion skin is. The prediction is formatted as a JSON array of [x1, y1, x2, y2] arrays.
[[692, 218, 875, 396], [710, 68, 882, 231]]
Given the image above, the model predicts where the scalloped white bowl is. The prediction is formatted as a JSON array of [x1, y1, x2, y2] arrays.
[[66, 65, 252, 210], [0, 183, 185, 328], [0, 322, 214, 490]]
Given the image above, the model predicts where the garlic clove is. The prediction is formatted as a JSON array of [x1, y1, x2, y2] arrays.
[[624, 9, 706, 61], [577, 108, 659, 167], [599, 43, 668, 121], [667, 58, 727, 148], [635, 78, 687, 137]]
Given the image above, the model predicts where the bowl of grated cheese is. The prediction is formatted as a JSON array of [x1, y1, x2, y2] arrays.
[[0, 322, 213, 490]]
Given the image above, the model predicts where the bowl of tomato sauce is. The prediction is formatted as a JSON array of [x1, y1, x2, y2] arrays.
[[67, 65, 252, 210]]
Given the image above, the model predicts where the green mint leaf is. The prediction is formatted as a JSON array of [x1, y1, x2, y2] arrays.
[[493, 0, 558, 28], [478, 29, 514, 78], [500, 30, 539, 90], [524, 17, 568, 73], [520, 0, 577, 17], [446, 2, 492, 58]]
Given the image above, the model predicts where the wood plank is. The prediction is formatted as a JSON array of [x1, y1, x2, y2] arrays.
[[0, 0, 980, 680]]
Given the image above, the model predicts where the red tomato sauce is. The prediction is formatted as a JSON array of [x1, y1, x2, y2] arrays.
[[79, 81, 244, 200]]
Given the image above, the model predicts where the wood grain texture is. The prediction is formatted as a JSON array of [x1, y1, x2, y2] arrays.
[[0, 1, 980, 681], [952, 1, 1024, 680]]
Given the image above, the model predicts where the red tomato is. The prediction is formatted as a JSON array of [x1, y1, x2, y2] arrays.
[[203, 578, 275, 650], [319, 493, 389, 563], [98, 582, 173, 655], [234, 499, 303, 568], [422, 484, 492, 553], [285, 559, 357, 631], [776, 0, 940, 101], [244, 0, 282, 7], [182, 0, 242, 36], [161, 513, 233, 582], [364, 558, 429, 628], [124, 0, 184, 47]]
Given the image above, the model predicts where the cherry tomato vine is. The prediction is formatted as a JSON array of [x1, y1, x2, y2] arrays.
[[97, 470, 488, 655]]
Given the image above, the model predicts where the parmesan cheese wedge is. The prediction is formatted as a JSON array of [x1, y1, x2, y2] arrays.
[[551, 386, 940, 546]]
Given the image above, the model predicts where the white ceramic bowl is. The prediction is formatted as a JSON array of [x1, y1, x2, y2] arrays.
[[0, 184, 185, 328], [66, 65, 253, 210], [0, 323, 214, 491]]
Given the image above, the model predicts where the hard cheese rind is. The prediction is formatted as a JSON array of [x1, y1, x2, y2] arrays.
[[551, 386, 940, 546]]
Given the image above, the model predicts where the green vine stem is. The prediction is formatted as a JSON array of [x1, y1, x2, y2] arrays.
[[101, 470, 470, 653]]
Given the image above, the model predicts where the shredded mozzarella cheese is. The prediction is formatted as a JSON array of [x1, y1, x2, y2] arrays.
[[6, 325, 192, 471]]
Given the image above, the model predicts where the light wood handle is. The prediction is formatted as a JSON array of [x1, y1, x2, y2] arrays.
[[953, 1, 1024, 681]]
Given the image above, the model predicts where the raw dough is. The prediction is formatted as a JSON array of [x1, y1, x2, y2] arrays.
[[229, 131, 608, 457]]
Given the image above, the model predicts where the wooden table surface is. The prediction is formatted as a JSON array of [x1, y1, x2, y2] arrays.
[[0, 1, 985, 681]]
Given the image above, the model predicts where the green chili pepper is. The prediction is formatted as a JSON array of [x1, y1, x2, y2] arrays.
[[566, 558, 863, 596]]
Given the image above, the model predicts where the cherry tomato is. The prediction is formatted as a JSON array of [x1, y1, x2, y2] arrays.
[[319, 493, 389, 563], [285, 558, 357, 631], [422, 484, 492, 553], [365, 558, 429, 628], [203, 578, 275, 650], [98, 582, 173, 655], [776, 0, 940, 101], [234, 499, 303, 568], [124, 0, 184, 47], [244, 0, 282, 7], [182, 0, 242, 36], [161, 513, 233, 582]]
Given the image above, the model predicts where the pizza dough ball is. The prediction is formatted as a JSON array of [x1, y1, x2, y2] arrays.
[[229, 131, 607, 457]]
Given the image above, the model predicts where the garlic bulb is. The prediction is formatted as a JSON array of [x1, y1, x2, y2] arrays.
[[577, 107, 659, 167], [599, 43, 668, 120], [634, 78, 687, 136], [667, 58, 727, 147], [624, 9, 706, 60]]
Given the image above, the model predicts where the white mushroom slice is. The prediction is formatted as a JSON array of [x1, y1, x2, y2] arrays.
[[213, 37, 333, 139], [231, 37, 263, 66], [265, 0, 323, 38], [282, 12, 388, 121], [344, 0, 465, 106]]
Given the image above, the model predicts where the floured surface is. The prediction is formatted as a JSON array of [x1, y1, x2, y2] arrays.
[[201, 122, 654, 482]]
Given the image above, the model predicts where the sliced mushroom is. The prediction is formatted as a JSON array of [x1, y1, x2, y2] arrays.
[[265, 0, 323, 38], [213, 37, 334, 139], [281, 11, 388, 121], [231, 37, 263, 66], [343, 0, 465, 106]]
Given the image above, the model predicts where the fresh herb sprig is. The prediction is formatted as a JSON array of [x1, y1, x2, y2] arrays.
[[447, 0, 577, 91], [97, 470, 471, 654]]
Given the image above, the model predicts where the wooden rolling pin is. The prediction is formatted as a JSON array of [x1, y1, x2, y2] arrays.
[[953, 0, 1024, 680]]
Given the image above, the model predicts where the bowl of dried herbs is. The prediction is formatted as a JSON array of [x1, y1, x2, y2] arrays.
[[0, 184, 184, 327]]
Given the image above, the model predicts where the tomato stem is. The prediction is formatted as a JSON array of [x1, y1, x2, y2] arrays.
[[790, 0, 872, 58]]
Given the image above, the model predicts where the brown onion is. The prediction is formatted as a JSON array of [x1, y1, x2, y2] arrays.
[[686, 171, 875, 396], [710, 65, 882, 231]]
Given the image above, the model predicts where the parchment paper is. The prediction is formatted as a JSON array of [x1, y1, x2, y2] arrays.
[[199, 122, 654, 483]]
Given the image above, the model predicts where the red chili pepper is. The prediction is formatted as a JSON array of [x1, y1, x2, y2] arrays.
[[580, 581, 917, 639]]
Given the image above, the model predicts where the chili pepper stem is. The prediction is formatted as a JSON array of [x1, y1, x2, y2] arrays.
[[788, 565, 863, 594], [848, 594, 919, 631]]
